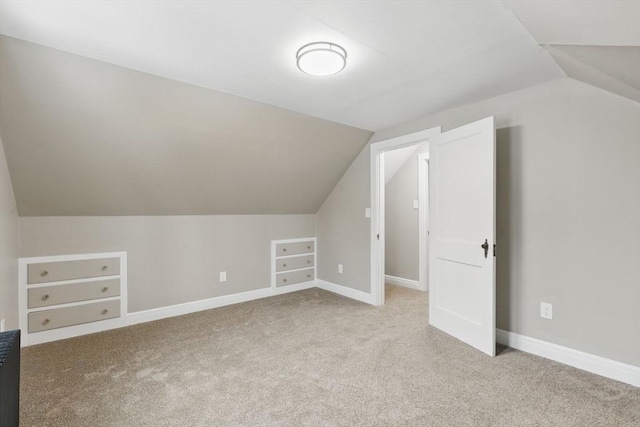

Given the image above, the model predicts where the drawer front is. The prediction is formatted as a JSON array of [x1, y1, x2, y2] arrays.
[[28, 279, 120, 309], [28, 258, 120, 284], [275, 254, 314, 272], [276, 268, 314, 287], [28, 300, 120, 333], [275, 241, 315, 257]]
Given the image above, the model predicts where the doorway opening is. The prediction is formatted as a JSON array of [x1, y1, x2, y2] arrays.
[[371, 117, 496, 356], [370, 127, 441, 306], [383, 145, 430, 293]]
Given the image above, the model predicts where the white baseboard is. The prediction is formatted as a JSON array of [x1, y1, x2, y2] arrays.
[[23, 317, 128, 347], [385, 274, 423, 291], [128, 282, 314, 326], [496, 329, 640, 388], [316, 279, 376, 305], [272, 281, 316, 296]]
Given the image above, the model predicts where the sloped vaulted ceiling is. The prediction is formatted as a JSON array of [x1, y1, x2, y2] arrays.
[[505, 0, 640, 102], [0, 0, 567, 217], [0, 36, 372, 215], [3, 1, 636, 216]]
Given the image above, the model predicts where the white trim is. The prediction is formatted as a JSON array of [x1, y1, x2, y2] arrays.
[[26, 296, 122, 312], [496, 329, 640, 388], [370, 127, 441, 306], [384, 275, 422, 291], [129, 287, 269, 326], [23, 317, 128, 347], [417, 152, 429, 292], [316, 279, 376, 305], [272, 237, 318, 244], [19, 252, 128, 347], [22, 275, 120, 289], [276, 253, 316, 260], [20, 252, 127, 263], [271, 237, 317, 289], [129, 281, 315, 326], [272, 281, 315, 296]]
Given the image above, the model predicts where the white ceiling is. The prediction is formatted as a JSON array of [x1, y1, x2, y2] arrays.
[[504, 0, 640, 46], [0, 0, 565, 131], [503, 1, 640, 103]]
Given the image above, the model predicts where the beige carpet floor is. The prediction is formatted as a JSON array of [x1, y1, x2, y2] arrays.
[[20, 285, 640, 426]]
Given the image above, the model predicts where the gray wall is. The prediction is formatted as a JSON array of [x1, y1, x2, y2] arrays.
[[0, 136, 19, 329], [20, 215, 315, 312], [384, 143, 429, 281], [0, 36, 372, 216], [316, 146, 371, 292], [317, 78, 640, 367]]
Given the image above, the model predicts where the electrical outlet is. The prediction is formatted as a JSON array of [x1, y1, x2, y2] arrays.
[[413, 200, 419, 209], [540, 302, 553, 320], [338, 264, 343, 274], [219, 271, 227, 282], [365, 208, 371, 218], [0, 319, 5, 332]]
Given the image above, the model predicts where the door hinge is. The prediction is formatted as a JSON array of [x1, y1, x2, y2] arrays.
[[493, 244, 496, 257], [377, 233, 380, 240]]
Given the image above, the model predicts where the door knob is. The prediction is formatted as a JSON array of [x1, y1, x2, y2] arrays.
[[481, 239, 489, 258]]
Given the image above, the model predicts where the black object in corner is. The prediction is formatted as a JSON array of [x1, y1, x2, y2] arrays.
[[0, 330, 20, 427]]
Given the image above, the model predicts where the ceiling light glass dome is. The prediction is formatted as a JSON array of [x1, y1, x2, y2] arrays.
[[296, 42, 347, 76]]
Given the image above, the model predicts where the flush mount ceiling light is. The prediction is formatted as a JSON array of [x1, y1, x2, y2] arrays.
[[296, 42, 347, 76]]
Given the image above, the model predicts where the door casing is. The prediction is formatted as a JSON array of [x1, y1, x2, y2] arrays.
[[369, 126, 441, 306]]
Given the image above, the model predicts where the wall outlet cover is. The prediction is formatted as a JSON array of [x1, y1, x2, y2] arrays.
[[0, 319, 5, 332], [365, 208, 371, 218], [220, 271, 227, 282], [413, 200, 419, 209], [338, 264, 343, 274], [540, 302, 553, 320]]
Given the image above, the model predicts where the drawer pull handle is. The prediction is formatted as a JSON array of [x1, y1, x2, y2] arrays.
[[101, 287, 109, 293], [282, 248, 287, 252], [101, 266, 108, 271], [307, 260, 311, 264], [41, 270, 49, 277], [42, 319, 50, 325], [307, 246, 311, 249], [41, 294, 50, 301], [307, 274, 311, 278], [283, 263, 287, 267], [101, 309, 108, 315], [283, 279, 287, 282]]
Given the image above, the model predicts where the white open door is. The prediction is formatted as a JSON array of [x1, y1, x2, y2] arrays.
[[428, 116, 496, 356]]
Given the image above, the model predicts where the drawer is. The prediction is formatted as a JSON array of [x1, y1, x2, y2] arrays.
[[275, 241, 315, 257], [275, 255, 314, 272], [28, 300, 120, 333], [28, 258, 120, 284], [28, 279, 120, 309], [276, 268, 314, 287]]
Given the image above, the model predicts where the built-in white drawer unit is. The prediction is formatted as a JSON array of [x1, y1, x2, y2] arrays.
[[274, 241, 315, 257], [275, 268, 315, 287], [28, 300, 121, 333], [275, 254, 314, 272], [27, 278, 120, 309], [271, 238, 316, 291], [19, 252, 127, 347], [27, 257, 120, 284]]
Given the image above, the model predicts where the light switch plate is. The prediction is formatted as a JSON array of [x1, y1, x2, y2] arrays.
[[413, 200, 419, 209], [365, 208, 371, 218], [0, 319, 5, 332], [220, 271, 227, 282], [338, 264, 343, 274]]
